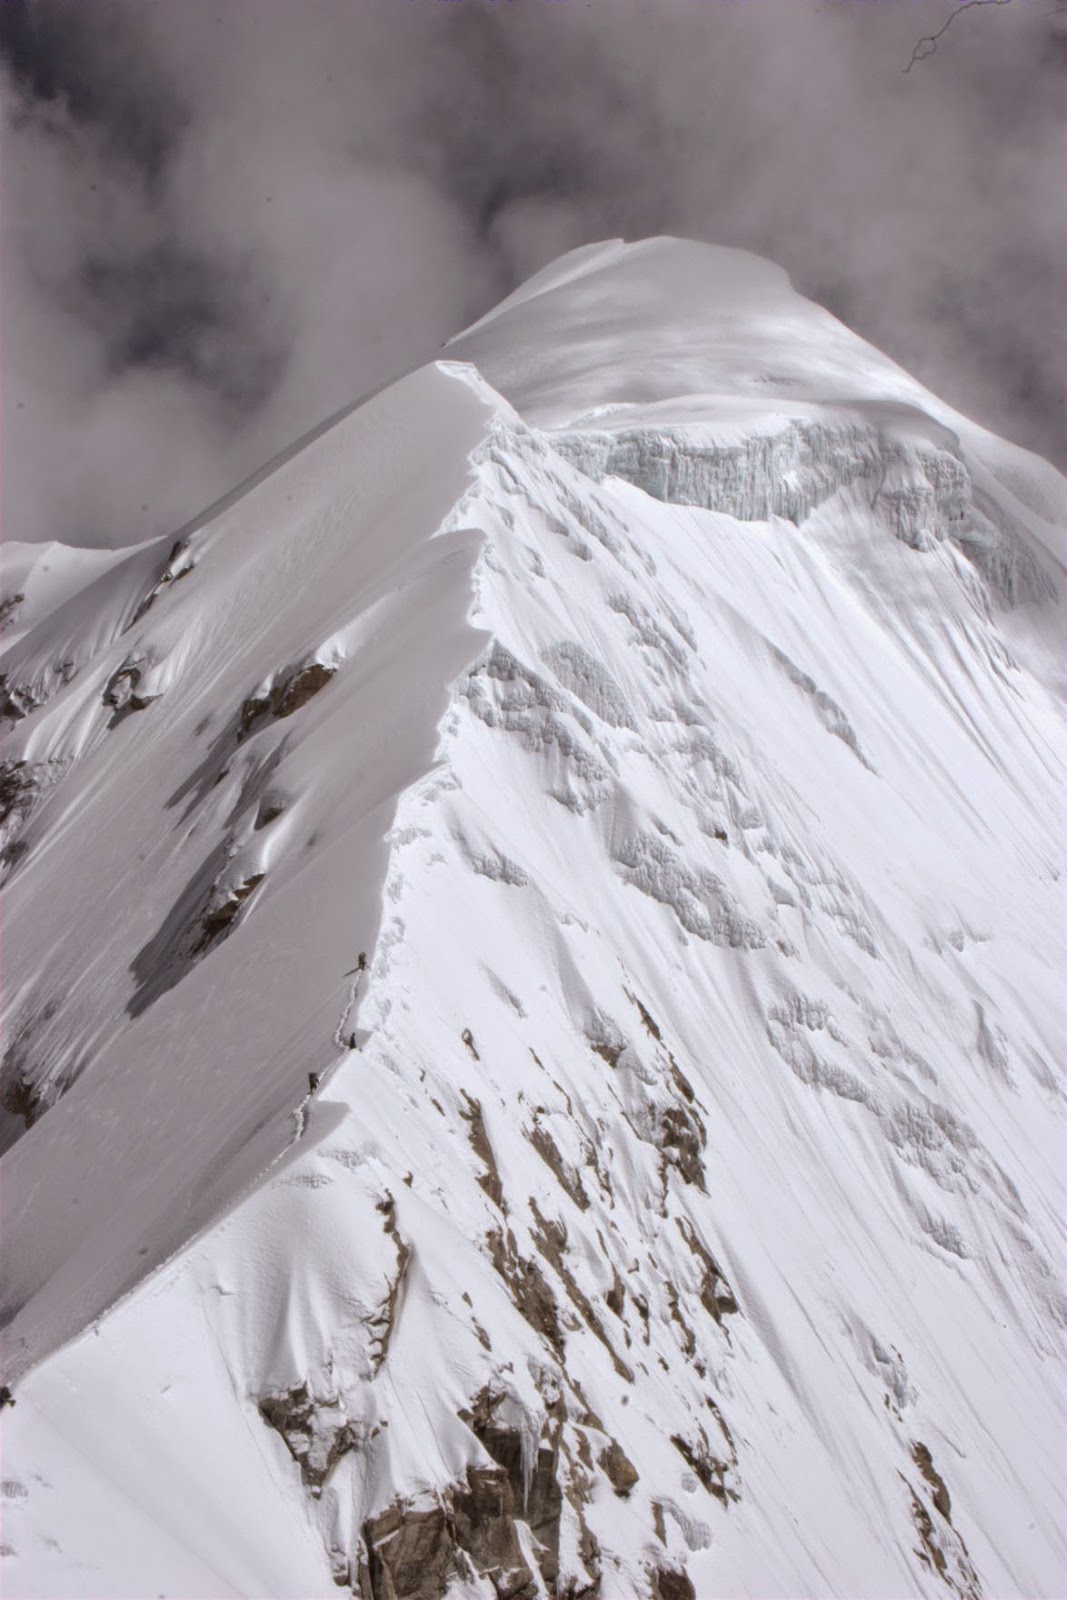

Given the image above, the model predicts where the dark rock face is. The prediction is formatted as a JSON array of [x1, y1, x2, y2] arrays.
[[258, 1383, 361, 1494], [369, 1195, 412, 1372], [597, 1438, 639, 1497], [461, 1092, 504, 1208], [358, 1388, 601, 1599], [270, 661, 335, 719], [239, 661, 335, 738], [0, 1070, 41, 1135], [465, 1390, 567, 1589], [528, 1122, 591, 1211], [0, 593, 25, 634], [670, 1429, 737, 1507], [362, 1499, 458, 1600], [902, 1441, 980, 1600], [912, 1440, 951, 1521], [0, 994, 87, 1156], [453, 1467, 542, 1598], [360, 1471, 538, 1600], [676, 1217, 739, 1324], [656, 1101, 707, 1190], [104, 658, 158, 715], [0, 757, 69, 875], [0, 662, 76, 723], [191, 873, 264, 953], [650, 1567, 696, 1600], [127, 849, 267, 1017], [528, 1203, 633, 1383], [487, 1226, 564, 1356], [0, 760, 37, 870]]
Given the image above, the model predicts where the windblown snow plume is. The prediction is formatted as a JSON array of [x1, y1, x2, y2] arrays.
[[1, 239, 1064, 1599]]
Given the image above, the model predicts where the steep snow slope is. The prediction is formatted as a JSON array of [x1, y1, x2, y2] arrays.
[[1, 239, 1064, 1600]]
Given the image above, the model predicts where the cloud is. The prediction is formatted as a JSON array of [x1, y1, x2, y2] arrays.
[[2, 0, 1063, 548]]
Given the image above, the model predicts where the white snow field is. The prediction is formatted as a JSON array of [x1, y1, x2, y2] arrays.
[[0, 238, 1064, 1600]]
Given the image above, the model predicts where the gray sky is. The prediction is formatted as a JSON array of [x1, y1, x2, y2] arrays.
[[2, 0, 1064, 549]]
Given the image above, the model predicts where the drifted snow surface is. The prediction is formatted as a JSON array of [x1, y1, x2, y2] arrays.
[[0, 239, 1064, 1599]]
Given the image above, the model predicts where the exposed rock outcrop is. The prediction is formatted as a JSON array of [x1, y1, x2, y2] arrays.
[[239, 660, 335, 738], [357, 1386, 601, 1599], [258, 1382, 362, 1495]]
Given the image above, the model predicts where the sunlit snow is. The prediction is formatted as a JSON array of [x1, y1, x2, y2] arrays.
[[1, 239, 1063, 1600]]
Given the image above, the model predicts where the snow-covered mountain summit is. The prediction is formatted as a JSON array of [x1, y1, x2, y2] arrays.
[[1, 238, 1064, 1599]]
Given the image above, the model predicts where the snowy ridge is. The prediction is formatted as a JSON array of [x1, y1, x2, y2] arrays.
[[0, 359, 496, 1371], [1, 240, 1064, 1600]]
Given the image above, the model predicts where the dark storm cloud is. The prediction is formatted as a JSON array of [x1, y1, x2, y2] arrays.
[[2, 0, 1064, 549]]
